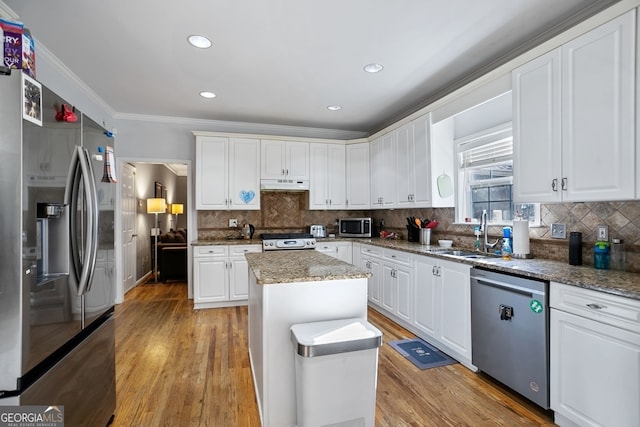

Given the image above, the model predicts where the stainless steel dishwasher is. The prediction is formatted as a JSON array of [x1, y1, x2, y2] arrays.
[[470, 267, 549, 409]]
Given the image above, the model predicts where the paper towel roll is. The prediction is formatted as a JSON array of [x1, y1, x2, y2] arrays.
[[512, 219, 530, 255]]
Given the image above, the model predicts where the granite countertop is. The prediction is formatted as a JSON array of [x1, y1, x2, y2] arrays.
[[245, 251, 371, 285], [356, 238, 640, 300], [192, 238, 262, 246], [192, 237, 640, 299]]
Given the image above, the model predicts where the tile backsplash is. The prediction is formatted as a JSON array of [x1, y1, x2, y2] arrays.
[[197, 193, 640, 273]]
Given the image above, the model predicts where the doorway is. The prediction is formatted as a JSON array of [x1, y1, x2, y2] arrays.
[[115, 158, 192, 303]]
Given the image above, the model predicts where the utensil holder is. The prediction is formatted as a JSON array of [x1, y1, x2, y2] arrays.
[[419, 228, 431, 245]]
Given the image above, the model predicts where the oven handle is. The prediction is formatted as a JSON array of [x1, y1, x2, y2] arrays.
[[471, 276, 546, 297]]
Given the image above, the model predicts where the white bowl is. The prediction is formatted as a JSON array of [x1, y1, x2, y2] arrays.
[[438, 239, 453, 248]]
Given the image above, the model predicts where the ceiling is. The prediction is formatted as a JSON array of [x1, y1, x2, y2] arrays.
[[4, 0, 620, 138]]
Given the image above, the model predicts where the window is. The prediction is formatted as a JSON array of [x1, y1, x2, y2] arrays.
[[456, 123, 539, 226]]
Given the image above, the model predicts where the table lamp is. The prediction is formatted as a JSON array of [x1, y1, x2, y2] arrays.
[[171, 203, 183, 230]]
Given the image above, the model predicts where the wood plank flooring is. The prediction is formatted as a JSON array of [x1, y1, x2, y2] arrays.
[[113, 282, 555, 426]]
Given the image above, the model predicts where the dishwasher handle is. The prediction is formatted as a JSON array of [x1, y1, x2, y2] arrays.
[[471, 275, 546, 298]]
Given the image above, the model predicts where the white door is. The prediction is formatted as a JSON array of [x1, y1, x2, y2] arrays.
[[327, 144, 346, 209], [309, 143, 329, 209], [345, 142, 370, 209], [561, 10, 635, 202], [261, 140, 286, 179], [395, 123, 413, 207], [229, 138, 261, 210], [439, 260, 472, 361], [513, 49, 562, 203], [286, 141, 310, 180], [413, 256, 439, 337], [120, 162, 136, 295]]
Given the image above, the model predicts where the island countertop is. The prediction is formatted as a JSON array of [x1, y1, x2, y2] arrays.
[[245, 250, 371, 285]]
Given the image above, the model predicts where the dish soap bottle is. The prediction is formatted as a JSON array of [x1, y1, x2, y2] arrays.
[[501, 227, 512, 260]]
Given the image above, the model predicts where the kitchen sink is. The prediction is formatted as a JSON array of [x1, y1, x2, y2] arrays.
[[428, 249, 493, 259]]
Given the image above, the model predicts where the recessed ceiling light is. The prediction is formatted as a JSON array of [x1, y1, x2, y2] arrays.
[[188, 35, 212, 49], [363, 63, 384, 73], [200, 91, 216, 99], [327, 105, 342, 111]]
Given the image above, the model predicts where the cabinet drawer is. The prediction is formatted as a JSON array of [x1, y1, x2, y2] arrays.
[[229, 244, 262, 257], [383, 248, 412, 266], [361, 244, 382, 258], [551, 282, 640, 333], [193, 245, 227, 258]]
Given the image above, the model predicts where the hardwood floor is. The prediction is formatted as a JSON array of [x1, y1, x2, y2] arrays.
[[113, 282, 555, 426]]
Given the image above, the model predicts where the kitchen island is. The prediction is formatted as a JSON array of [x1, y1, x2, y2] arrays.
[[246, 250, 371, 427]]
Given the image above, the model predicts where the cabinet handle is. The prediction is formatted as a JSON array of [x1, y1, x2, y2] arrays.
[[561, 177, 567, 191], [282, 168, 285, 176], [552, 179, 557, 192], [586, 303, 606, 310]]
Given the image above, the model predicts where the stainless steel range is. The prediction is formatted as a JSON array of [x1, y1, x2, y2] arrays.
[[261, 233, 316, 251]]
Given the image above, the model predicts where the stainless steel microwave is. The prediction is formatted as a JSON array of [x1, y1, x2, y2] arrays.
[[338, 218, 372, 238]]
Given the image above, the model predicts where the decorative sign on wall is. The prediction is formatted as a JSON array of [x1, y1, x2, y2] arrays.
[[22, 73, 42, 126], [240, 190, 255, 204]]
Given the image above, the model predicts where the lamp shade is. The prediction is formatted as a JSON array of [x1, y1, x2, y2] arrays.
[[147, 198, 166, 214], [171, 203, 184, 215]]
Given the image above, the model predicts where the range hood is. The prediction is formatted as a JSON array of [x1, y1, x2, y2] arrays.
[[260, 179, 309, 191]]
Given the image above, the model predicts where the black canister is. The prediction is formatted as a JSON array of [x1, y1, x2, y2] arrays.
[[569, 232, 582, 265]]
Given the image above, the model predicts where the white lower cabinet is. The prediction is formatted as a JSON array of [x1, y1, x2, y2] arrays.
[[193, 244, 262, 309], [360, 245, 383, 307], [315, 241, 352, 264], [413, 256, 473, 368], [550, 282, 640, 427], [360, 244, 473, 368], [362, 245, 413, 323], [381, 249, 413, 323]]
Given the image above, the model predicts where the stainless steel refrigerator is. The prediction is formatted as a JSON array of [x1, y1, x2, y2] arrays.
[[0, 70, 116, 425]]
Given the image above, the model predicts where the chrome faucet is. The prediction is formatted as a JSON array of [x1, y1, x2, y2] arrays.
[[480, 210, 500, 253]]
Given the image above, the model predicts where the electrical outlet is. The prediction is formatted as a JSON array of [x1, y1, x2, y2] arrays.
[[229, 219, 238, 228], [551, 223, 566, 239], [597, 225, 609, 241]]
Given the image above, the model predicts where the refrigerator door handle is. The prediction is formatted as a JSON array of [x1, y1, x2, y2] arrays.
[[64, 147, 99, 296], [79, 147, 99, 292]]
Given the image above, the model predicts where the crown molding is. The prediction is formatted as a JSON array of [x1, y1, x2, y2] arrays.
[[35, 39, 117, 117], [0, 1, 19, 20], [115, 112, 369, 140]]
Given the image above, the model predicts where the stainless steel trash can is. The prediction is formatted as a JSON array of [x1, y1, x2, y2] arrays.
[[290, 318, 383, 427]]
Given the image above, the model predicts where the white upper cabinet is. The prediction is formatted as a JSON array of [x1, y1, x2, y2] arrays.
[[261, 139, 309, 181], [309, 143, 346, 210], [370, 133, 397, 208], [195, 136, 260, 210], [513, 10, 635, 203], [396, 116, 432, 208], [345, 142, 370, 209], [196, 136, 228, 210], [228, 138, 261, 209]]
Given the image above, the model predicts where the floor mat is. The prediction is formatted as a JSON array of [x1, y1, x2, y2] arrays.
[[388, 338, 457, 370]]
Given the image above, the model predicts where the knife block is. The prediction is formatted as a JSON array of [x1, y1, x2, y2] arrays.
[[407, 226, 420, 242]]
